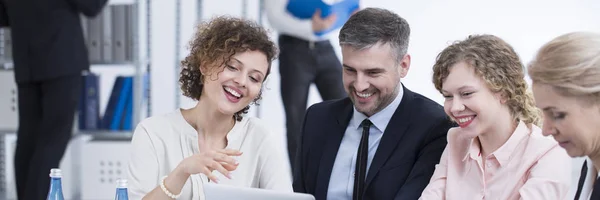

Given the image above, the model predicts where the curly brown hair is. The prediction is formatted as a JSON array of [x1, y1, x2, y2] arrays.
[[179, 16, 278, 121], [432, 34, 541, 126]]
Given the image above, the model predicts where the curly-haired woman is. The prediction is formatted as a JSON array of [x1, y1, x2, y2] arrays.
[[419, 35, 572, 200], [127, 16, 292, 200]]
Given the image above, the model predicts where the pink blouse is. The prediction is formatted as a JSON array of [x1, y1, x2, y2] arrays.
[[419, 121, 572, 200]]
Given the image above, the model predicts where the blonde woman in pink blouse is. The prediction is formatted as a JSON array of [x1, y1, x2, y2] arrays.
[[419, 34, 572, 200]]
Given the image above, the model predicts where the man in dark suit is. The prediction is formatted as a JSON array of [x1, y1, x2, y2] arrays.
[[293, 8, 455, 200], [0, 0, 107, 199]]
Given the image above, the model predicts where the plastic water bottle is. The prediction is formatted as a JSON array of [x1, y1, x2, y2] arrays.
[[46, 168, 64, 200], [115, 179, 129, 200]]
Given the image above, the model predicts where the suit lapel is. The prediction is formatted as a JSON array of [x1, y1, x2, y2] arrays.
[[314, 99, 354, 200], [365, 87, 415, 188]]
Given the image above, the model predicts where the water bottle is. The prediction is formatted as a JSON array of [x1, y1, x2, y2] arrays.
[[46, 168, 64, 200], [115, 179, 129, 200]]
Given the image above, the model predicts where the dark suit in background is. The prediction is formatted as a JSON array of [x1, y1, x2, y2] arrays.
[[0, 0, 107, 199], [294, 87, 454, 200], [264, 0, 348, 170]]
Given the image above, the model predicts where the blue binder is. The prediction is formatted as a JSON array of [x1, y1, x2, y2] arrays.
[[102, 75, 145, 131], [286, 0, 359, 36], [120, 77, 133, 130], [78, 73, 100, 130], [109, 76, 132, 130], [101, 76, 133, 130], [101, 77, 122, 130]]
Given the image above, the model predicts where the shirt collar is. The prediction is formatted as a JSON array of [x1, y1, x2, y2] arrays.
[[492, 121, 529, 167], [350, 84, 404, 133], [462, 120, 530, 167], [176, 108, 244, 149], [463, 137, 482, 162]]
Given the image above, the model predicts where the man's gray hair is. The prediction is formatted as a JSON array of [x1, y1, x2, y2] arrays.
[[339, 8, 410, 62]]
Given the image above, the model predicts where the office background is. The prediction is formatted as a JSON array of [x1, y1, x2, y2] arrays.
[[0, 0, 599, 199]]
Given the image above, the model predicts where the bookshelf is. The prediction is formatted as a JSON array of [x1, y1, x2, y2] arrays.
[[0, 0, 150, 140], [79, 0, 151, 140], [0, 0, 151, 198]]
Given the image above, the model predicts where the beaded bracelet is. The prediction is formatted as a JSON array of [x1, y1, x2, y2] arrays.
[[160, 176, 182, 199]]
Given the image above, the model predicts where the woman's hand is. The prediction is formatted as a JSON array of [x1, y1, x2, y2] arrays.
[[176, 148, 242, 183]]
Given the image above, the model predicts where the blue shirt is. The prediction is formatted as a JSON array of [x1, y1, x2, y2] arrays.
[[326, 85, 404, 200]]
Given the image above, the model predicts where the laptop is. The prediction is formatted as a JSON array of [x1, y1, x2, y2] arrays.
[[203, 183, 315, 200]]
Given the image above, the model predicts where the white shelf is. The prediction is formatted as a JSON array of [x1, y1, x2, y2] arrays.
[[0, 62, 133, 71], [77, 130, 133, 141], [108, 0, 136, 5], [90, 63, 136, 69], [89, 64, 137, 76]]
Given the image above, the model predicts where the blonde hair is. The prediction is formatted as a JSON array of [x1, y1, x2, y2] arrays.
[[433, 34, 541, 126], [528, 32, 600, 105]]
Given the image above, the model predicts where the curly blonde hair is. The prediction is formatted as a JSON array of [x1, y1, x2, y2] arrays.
[[432, 34, 541, 126], [179, 16, 278, 121], [528, 32, 600, 106]]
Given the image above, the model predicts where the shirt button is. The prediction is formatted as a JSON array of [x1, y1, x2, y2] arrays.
[[486, 163, 492, 168]]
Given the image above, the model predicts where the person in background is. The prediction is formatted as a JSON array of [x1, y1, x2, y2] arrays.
[[0, 0, 108, 199], [264, 0, 356, 170], [420, 34, 572, 200], [293, 8, 454, 200], [528, 32, 600, 200], [127, 16, 292, 200]]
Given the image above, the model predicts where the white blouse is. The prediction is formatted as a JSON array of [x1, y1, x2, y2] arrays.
[[567, 157, 598, 200], [127, 109, 293, 200]]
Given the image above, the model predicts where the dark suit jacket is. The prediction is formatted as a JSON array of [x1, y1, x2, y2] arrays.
[[293, 86, 455, 200], [0, 0, 107, 83]]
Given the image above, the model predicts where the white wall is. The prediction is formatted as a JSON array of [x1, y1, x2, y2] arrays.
[[257, 0, 600, 139], [146, 0, 600, 161], [369, 0, 600, 105], [149, 0, 177, 116]]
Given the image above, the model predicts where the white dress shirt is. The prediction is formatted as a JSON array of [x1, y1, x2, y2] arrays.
[[327, 85, 404, 200], [571, 157, 598, 200], [127, 109, 292, 200]]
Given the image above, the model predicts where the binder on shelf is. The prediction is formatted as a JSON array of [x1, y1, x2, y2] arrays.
[[101, 76, 133, 131], [101, 7, 113, 62], [109, 76, 131, 130], [120, 85, 133, 130], [285, 0, 359, 36], [87, 13, 103, 62], [121, 74, 148, 130], [124, 73, 149, 130], [78, 73, 101, 130], [1, 28, 12, 59], [101, 76, 123, 130], [112, 5, 127, 63], [0, 29, 6, 58], [125, 5, 134, 62]]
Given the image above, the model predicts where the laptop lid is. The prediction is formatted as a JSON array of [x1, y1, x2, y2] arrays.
[[203, 183, 315, 200]]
